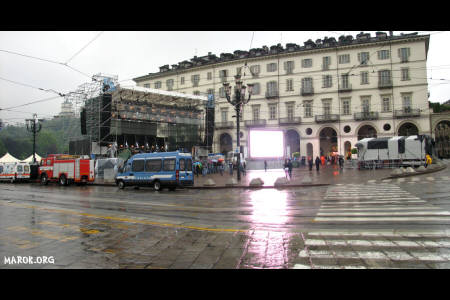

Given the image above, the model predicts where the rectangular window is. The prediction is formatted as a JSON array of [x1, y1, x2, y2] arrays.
[[269, 105, 277, 120], [399, 48, 411, 62], [162, 158, 176, 171], [302, 59, 312, 68], [284, 61, 294, 74], [251, 83, 260, 95], [322, 56, 331, 70], [221, 110, 228, 122], [219, 69, 228, 81], [143, 83, 150, 88], [154, 81, 162, 89], [250, 65, 260, 77], [402, 94, 412, 110], [304, 101, 312, 117], [252, 106, 260, 121], [358, 52, 369, 65], [219, 87, 225, 98], [207, 72, 212, 80], [361, 97, 371, 113], [132, 159, 145, 172], [287, 104, 294, 120], [361, 71, 369, 84], [341, 74, 350, 89], [286, 79, 293, 91], [166, 79, 174, 91], [379, 70, 392, 85], [401, 68, 410, 81], [382, 97, 391, 112], [191, 75, 200, 87], [302, 77, 313, 89], [342, 98, 351, 115], [207, 88, 214, 96], [236, 67, 242, 76], [322, 100, 331, 115], [145, 159, 162, 172], [378, 50, 390, 60], [322, 75, 332, 88], [180, 77, 185, 85], [186, 159, 192, 171], [338, 54, 350, 64], [267, 63, 277, 72], [267, 81, 278, 95]]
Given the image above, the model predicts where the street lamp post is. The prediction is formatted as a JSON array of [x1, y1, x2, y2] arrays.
[[223, 75, 253, 181], [26, 114, 42, 164]]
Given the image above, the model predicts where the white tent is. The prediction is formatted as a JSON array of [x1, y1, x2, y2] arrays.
[[0, 152, 20, 163], [24, 153, 42, 163]]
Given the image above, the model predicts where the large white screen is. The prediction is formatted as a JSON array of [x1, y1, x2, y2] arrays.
[[250, 130, 284, 158]]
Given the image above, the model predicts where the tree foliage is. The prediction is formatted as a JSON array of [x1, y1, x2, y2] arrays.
[[0, 116, 81, 159]]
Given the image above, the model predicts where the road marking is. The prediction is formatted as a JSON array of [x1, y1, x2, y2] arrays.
[[6, 226, 79, 242], [0, 201, 247, 234], [0, 235, 40, 249]]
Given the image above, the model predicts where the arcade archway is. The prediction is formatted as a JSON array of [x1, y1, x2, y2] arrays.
[[398, 122, 419, 136], [435, 120, 450, 158], [219, 133, 232, 156], [319, 127, 337, 156], [285, 129, 300, 158], [357, 125, 377, 140]]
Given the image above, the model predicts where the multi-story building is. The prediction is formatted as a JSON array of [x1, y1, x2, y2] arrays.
[[133, 31, 431, 160]]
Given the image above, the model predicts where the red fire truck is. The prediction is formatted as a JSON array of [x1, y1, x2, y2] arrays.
[[38, 154, 95, 186]]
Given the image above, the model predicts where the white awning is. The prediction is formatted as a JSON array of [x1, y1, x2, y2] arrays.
[[0, 152, 21, 163]]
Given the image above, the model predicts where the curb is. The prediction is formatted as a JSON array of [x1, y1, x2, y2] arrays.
[[382, 163, 447, 180], [89, 182, 331, 189]]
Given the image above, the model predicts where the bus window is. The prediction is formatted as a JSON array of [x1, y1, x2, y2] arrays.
[[145, 159, 162, 172], [163, 158, 176, 171], [0, 166, 3, 173], [186, 159, 192, 171], [132, 160, 145, 172], [17, 165, 23, 172], [24, 165, 30, 172], [179, 159, 185, 171]]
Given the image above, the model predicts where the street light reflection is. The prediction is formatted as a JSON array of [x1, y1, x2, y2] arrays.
[[249, 189, 289, 226]]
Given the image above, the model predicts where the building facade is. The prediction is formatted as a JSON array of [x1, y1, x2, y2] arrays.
[[133, 32, 431, 160]]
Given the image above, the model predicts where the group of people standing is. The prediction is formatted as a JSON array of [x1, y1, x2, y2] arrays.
[[307, 155, 345, 171]]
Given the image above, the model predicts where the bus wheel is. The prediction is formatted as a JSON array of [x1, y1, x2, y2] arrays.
[[153, 180, 161, 191], [118, 180, 125, 189], [59, 175, 67, 186], [40, 174, 49, 185]]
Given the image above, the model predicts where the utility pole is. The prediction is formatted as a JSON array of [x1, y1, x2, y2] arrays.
[[26, 114, 42, 164]]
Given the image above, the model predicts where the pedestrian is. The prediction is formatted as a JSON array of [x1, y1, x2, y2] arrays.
[[288, 159, 293, 179], [219, 162, 224, 176], [229, 161, 233, 175], [339, 155, 344, 169], [321, 155, 325, 166], [264, 160, 267, 172], [308, 156, 313, 171], [315, 156, 321, 171], [284, 159, 289, 179], [425, 154, 432, 168]]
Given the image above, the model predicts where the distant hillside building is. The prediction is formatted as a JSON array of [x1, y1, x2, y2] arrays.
[[60, 100, 75, 117]]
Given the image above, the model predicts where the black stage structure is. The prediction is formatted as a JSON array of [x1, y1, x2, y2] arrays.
[[72, 86, 210, 156]]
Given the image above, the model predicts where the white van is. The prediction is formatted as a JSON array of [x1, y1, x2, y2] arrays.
[[0, 162, 31, 183]]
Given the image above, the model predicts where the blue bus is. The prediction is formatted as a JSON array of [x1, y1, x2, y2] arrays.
[[115, 151, 193, 191]]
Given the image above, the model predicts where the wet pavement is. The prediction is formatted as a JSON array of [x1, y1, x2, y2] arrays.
[[1, 160, 450, 269], [194, 162, 394, 187]]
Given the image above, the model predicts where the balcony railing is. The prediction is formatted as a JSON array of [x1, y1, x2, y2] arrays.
[[279, 117, 301, 125], [394, 108, 421, 118], [315, 114, 340, 123], [265, 90, 279, 99], [339, 83, 352, 92], [378, 81, 393, 89], [301, 87, 314, 96], [244, 119, 267, 127], [354, 111, 379, 121], [215, 121, 234, 129]]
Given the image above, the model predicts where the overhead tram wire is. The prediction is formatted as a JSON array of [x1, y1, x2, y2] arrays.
[[64, 31, 104, 65]]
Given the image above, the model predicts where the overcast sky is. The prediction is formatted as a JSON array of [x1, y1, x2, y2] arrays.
[[1, 31, 449, 126]]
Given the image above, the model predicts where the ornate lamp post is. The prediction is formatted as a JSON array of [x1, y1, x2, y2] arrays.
[[223, 75, 253, 181], [26, 114, 42, 164]]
